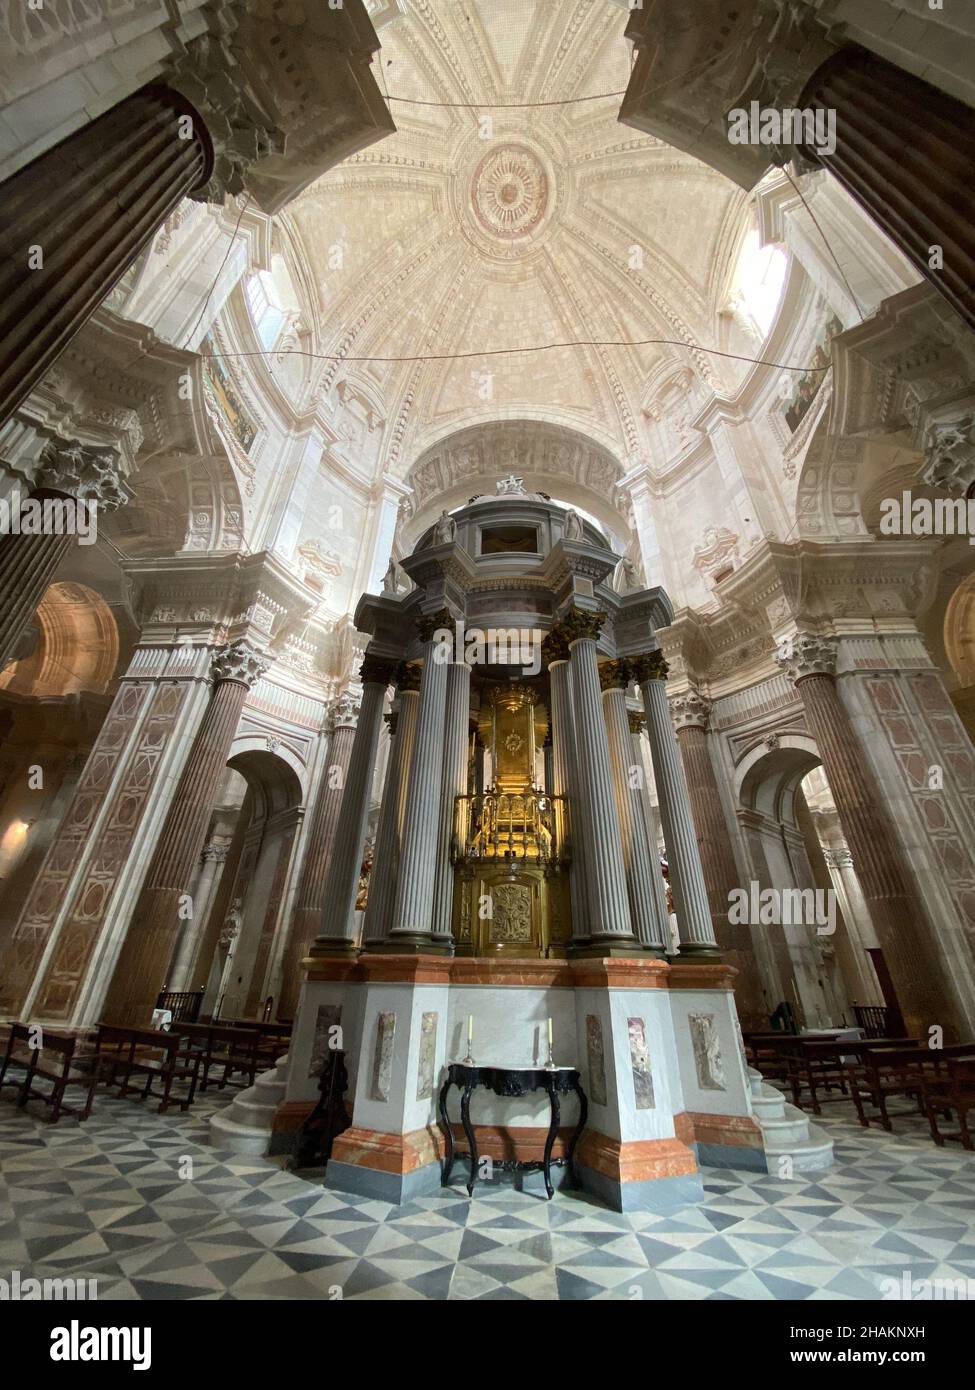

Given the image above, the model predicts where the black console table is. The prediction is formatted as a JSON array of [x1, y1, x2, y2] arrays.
[[437, 1063, 587, 1199]]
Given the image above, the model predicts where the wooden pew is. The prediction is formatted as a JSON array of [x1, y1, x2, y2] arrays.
[[94, 1024, 200, 1113], [846, 1042, 975, 1132], [0, 1024, 98, 1122], [923, 1056, 975, 1150], [175, 1023, 263, 1092]]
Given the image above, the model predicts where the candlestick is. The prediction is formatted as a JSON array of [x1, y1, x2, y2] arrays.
[[545, 1016, 556, 1069], [467, 1014, 473, 1043], [547, 1017, 553, 1045]]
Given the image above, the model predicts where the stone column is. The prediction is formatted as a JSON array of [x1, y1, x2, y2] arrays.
[[630, 713, 672, 940], [385, 612, 452, 952], [799, 46, 975, 333], [671, 686, 765, 1023], [431, 660, 471, 941], [361, 666, 421, 944], [167, 842, 229, 991], [776, 632, 946, 1038], [563, 611, 638, 949], [600, 663, 666, 952], [0, 85, 212, 428], [313, 657, 396, 954], [102, 639, 269, 1026], [634, 652, 717, 954], [544, 648, 588, 943], [0, 440, 126, 670], [277, 691, 359, 1017]]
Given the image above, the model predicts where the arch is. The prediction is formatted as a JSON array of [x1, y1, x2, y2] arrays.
[[401, 417, 630, 549], [944, 569, 975, 690], [0, 582, 118, 698], [226, 746, 304, 819], [736, 735, 821, 826]]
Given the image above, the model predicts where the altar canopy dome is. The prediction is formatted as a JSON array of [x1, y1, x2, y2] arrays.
[[286, 0, 759, 482]]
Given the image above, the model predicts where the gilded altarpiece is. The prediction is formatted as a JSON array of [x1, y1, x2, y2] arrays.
[[452, 683, 570, 956]]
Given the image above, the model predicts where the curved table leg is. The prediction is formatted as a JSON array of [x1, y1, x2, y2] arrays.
[[567, 1082, 588, 1189], [460, 1083, 478, 1196], [542, 1081, 561, 1200], [437, 1076, 454, 1187]]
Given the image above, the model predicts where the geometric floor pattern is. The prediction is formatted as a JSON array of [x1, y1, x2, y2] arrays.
[[2, 1088, 975, 1299]]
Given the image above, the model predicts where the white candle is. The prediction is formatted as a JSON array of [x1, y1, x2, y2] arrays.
[[467, 1014, 473, 1044], [547, 1017, 553, 1046]]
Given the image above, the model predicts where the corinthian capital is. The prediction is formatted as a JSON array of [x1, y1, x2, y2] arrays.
[[775, 631, 837, 684], [670, 687, 710, 731], [210, 639, 270, 689], [630, 650, 669, 684], [560, 607, 607, 644], [329, 690, 360, 731], [36, 438, 127, 511], [922, 415, 975, 495]]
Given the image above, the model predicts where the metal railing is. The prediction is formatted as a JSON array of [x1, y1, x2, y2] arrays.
[[454, 791, 564, 864]]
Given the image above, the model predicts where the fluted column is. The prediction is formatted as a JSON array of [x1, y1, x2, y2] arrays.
[[629, 713, 672, 939], [386, 612, 453, 952], [277, 691, 359, 1016], [799, 46, 975, 333], [362, 667, 421, 944], [0, 440, 127, 670], [313, 656, 397, 953], [0, 85, 212, 428], [671, 687, 765, 1020], [563, 611, 637, 948], [431, 660, 471, 941], [601, 663, 666, 952], [167, 842, 230, 991], [544, 648, 588, 942], [634, 652, 717, 954], [103, 639, 269, 1026], [777, 632, 945, 1038]]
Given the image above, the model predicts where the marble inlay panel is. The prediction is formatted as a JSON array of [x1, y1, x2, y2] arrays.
[[416, 1010, 438, 1101], [371, 1011, 396, 1102], [585, 1013, 607, 1107], [627, 1016, 655, 1110], [308, 1003, 343, 1078], [689, 1012, 726, 1092]]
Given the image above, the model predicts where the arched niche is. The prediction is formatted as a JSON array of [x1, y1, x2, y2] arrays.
[[0, 582, 118, 698]]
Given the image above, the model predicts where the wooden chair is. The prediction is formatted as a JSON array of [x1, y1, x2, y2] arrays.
[[923, 1057, 975, 1150]]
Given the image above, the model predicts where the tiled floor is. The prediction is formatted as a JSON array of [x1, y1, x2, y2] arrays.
[[2, 1088, 974, 1300]]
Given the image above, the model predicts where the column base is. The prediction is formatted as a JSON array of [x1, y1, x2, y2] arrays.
[[325, 1125, 445, 1203], [309, 936, 360, 958], [368, 935, 455, 956], [568, 938, 662, 959]]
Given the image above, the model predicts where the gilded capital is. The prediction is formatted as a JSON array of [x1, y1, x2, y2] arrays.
[[541, 627, 570, 665], [394, 660, 423, 693], [630, 650, 669, 684], [560, 607, 606, 645], [416, 607, 455, 643], [359, 653, 398, 687], [627, 710, 646, 736], [598, 659, 629, 692]]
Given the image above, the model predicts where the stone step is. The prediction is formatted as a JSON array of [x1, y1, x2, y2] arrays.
[[209, 1108, 276, 1156], [754, 1103, 811, 1146], [761, 1125, 835, 1173], [207, 1054, 289, 1155]]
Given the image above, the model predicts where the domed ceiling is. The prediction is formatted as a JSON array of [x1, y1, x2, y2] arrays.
[[285, 0, 752, 488]]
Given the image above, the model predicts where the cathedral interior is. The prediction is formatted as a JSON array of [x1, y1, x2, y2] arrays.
[[2, 0, 975, 1323]]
